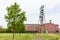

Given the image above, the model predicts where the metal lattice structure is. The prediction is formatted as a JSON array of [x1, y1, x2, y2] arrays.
[[39, 5, 45, 26], [38, 5, 46, 33]]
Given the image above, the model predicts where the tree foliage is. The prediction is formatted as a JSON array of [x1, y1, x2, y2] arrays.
[[5, 2, 26, 33]]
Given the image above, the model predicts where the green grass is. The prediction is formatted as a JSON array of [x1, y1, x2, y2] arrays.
[[0, 33, 60, 40]]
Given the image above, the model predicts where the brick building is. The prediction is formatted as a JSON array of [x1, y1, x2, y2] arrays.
[[25, 22, 60, 33]]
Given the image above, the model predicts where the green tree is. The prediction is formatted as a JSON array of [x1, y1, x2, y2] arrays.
[[0, 27, 4, 33], [5, 2, 26, 38]]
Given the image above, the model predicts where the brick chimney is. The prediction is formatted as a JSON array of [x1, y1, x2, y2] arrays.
[[49, 20, 52, 23]]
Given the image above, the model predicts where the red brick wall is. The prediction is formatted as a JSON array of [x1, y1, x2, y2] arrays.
[[25, 23, 60, 33]]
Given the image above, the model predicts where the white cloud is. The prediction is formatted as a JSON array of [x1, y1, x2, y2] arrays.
[[0, 0, 60, 28], [45, 0, 58, 9], [46, 12, 60, 25]]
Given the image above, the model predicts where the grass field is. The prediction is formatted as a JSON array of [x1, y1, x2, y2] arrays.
[[0, 33, 60, 40]]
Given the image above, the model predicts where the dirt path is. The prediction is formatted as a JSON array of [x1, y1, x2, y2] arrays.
[[33, 34, 43, 40]]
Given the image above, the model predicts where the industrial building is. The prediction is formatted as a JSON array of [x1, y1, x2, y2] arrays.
[[25, 21, 60, 33], [25, 5, 60, 33]]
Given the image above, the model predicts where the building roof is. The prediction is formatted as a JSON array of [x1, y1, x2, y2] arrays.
[[25, 22, 60, 32]]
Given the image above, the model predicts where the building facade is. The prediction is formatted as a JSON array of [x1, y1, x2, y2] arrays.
[[25, 22, 60, 33]]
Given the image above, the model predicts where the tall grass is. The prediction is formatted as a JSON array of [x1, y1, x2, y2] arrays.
[[0, 33, 60, 40]]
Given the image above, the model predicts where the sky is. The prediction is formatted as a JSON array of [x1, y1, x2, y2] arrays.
[[0, 0, 60, 28]]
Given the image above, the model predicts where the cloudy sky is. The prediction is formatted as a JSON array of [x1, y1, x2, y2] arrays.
[[0, 0, 60, 28]]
